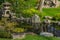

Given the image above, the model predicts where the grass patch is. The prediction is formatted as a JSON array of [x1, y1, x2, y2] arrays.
[[22, 34, 60, 40], [0, 35, 60, 40], [43, 8, 60, 16]]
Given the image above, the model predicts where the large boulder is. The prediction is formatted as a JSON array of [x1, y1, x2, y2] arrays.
[[40, 32, 54, 37]]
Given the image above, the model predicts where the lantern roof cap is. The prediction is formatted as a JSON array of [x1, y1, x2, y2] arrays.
[[2, 2, 11, 5]]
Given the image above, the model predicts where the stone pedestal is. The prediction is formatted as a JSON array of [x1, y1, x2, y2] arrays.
[[12, 33, 26, 39]]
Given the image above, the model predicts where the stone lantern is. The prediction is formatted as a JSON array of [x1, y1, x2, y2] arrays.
[[2, 2, 11, 18], [31, 14, 40, 31]]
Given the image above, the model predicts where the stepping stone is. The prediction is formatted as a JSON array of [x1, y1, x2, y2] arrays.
[[40, 32, 54, 37]]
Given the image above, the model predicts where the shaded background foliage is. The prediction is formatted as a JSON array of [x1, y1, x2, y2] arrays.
[[4, 0, 38, 17]]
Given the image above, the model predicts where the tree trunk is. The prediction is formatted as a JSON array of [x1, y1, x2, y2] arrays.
[[37, 0, 44, 12]]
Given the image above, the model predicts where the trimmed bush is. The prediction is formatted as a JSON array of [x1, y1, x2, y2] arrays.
[[12, 28, 25, 33]]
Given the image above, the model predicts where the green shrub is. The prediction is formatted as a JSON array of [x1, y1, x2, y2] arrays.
[[12, 28, 25, 33], [5, 22, 18, 30], [0, 29, 12, 38], [54, 13, 60, 21]]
